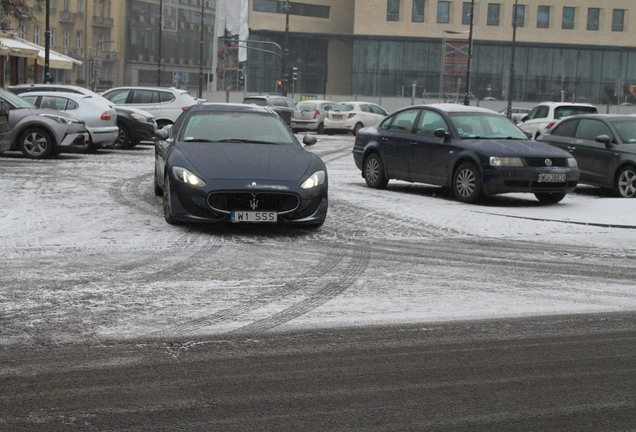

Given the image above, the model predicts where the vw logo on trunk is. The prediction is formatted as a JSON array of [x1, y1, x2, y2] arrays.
[[545, 158, 553, 167]]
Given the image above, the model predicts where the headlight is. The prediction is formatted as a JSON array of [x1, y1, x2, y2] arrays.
[[301, 170, 325, 189], [567, 158, 578, 167], [490, 156, 524, 167], [172, 166, 206, 187], [38, 113, 76, 125], [131, 112, 150, 123]]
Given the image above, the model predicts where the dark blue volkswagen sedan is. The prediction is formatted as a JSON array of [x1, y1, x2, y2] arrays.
[[352, 104, 579, 204]]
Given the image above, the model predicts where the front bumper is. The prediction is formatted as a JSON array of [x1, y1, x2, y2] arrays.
[[481, 167, 579, 195], [131, 122, 158, 144], [58, 132, 89, 154]]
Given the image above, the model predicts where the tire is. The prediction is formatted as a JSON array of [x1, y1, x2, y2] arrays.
[[535, 192, 566, 204], [452, 162, 483, 203], [317, 123, 325, 134], [353, 122, 364, 135], [363, 153, 389, 189], [162, 175, 180, 225], [19, 128, 54, 159], [615, 166, 636, 198], [113, 123, 131, 149], [154, 166, 163, 197]]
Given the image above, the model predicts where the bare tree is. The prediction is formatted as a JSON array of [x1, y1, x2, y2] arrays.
[[0, 0, 30, 32]]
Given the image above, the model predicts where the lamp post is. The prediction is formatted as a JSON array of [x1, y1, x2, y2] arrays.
[[198, 0, 206, 98], [157, 0, 163, 86], [506, 0, 519, 120], [44, 0, 51, 83], [463, 0, 475, 106], [281, 0, 290, 96]]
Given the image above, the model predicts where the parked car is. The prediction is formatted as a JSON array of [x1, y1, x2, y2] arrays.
[[0, 88, 88, 159], [517, 102, 598, 139], [498, 107, 531, 124], [325, 101, 388, 135], [352, 103, 579, 204], [8, 84, 157, 149], [101, 86, 200, 128], [154, 103, 328, 226], [242, 95, 295, 125], [20, 91, 118, 150], [290, 100, 334, 134], [538, 114, 636, 197]]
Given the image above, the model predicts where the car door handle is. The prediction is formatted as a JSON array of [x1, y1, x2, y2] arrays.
[[567, 146, 576, 152]]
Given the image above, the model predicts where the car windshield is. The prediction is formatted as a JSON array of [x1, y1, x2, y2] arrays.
[[181, 112, 296, 145], [1, 89, 36, 108], [612, 118, 636, 143], [451, 112, 528, 139], [333, 104, 353, 111], [554, 106, 598, 119]]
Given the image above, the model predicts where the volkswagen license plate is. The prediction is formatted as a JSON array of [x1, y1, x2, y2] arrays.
[[538, 173, 566, 183], [231, 211, 277, 223]]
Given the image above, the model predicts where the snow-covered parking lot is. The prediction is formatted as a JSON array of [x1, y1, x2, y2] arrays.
[[1, 135, 635, 346]]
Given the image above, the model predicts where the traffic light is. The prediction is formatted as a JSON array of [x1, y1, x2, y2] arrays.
[[238, 72, 245, 87], [276, 80, 283, 92], [291, 67, 298, 81]]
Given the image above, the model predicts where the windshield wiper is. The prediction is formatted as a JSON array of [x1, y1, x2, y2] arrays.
[[184, 138, 216, 142], [217, 139, 282, 145]]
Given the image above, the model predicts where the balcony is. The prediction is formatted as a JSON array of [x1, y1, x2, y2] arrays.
[[59, 11, 77, 24], [92, 16, 114, 28]]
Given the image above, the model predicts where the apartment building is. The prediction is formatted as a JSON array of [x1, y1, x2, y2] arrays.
[[247, 0, 636, 103]]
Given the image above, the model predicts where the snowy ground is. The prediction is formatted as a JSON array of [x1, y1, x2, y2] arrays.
[[0, 135, 635, 345]]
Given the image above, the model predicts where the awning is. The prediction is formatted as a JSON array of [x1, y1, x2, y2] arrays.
[[0, 34, 82, 69]]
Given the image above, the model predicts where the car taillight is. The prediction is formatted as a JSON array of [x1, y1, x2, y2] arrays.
[[546, 122, 556, 130], [100, 112, 112, 120], [182, 106, 190, 111], [313, 110, 320, 119], [292, 112, 295, 119], [348, 113, 357, 119]]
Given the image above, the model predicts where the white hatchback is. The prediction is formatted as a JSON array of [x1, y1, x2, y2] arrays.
[[101, 86, 200, 128], [324, 101, 388, 135]]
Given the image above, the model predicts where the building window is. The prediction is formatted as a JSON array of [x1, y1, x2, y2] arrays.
[[487, 3, 500, 26], [537, 5, 550, 28], [77, 0, 83, 13], [18, 24, 25, 39], [253, 0, 330, 18], [76, 31, 82, 50], [612, 9, 625, 32], [587, 8, 599, 30], [412, 0, 424, 22], [63, 0, 70, 11], [437, 1, 450, 24], [513, 4, 525, 27], [562, 7, 575, 30], [34, 25, 41, 45], [63, 29, 70, 50], [462, 2, 473, 25], [50, 28, 56, 47], [387, 0, 400, 21]]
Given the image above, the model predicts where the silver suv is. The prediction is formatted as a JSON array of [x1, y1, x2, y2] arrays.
[[0, 88, 88, 159], [101, 86, 200, 128], [291, 100, 334, 134]]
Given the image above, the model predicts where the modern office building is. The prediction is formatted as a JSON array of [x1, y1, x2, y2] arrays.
[[247, 0, 636, 103]]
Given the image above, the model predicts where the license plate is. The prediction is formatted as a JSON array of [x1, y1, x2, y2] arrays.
[[231, 211, 277, 223], [538, 173, 566, 182]]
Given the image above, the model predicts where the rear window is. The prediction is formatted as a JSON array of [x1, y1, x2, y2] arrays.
[[297, 102, 317, 111], [554, 105, 598, 119], [243, 98, 267, 106], [333, 104, 353, 111]]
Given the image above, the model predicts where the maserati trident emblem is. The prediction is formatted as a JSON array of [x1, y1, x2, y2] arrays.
[[545, 158, 553, 167], [249, 198, 259, 210]]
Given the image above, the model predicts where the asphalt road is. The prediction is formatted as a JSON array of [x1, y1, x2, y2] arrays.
[[1, 137, 635, 430], [2, 313, 635, 431]]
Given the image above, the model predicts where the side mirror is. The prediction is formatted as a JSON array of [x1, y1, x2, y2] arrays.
[[433, 128, 449, 138], [520, 115, 528, 123], [595, 134, 612, 145], [155, 128, 169, 141], [303, 134, 317, 146]]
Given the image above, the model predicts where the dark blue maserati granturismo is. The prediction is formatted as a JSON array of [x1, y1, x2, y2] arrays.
[[154, 103, 328, 226]]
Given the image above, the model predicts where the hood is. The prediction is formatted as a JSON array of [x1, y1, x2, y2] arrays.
[[465, 138, 573, 158], [115, 105, 155, 119], [175, 142, 317, 182]]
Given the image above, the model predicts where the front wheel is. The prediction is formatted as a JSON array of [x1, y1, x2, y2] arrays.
[[453, 162, 483, 203], [19, 128, 54, 159], [364, 153, 388, 189], [113, 124, 131, 149], [615, 166, 636, 198], [162, 175, 180, 225], [535, 192, 566, 204]]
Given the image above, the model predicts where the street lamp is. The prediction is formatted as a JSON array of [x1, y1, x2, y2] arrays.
[[506, 0, 519, 120], [281, 0, 290, 96], [198, 0, 206, 98], [463, 0, 475, 106], [44, 0, 51, 83], [157, 0, 163, 86]]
